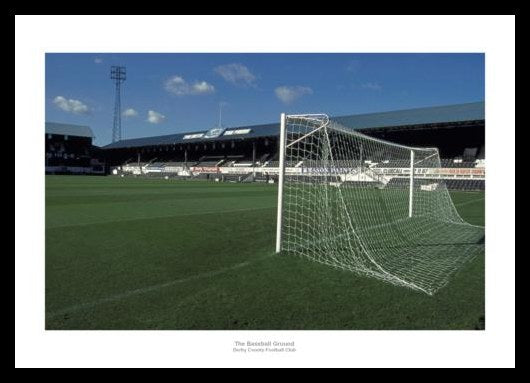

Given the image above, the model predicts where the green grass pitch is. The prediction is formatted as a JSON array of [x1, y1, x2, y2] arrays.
[[45, 175, 485, 330]]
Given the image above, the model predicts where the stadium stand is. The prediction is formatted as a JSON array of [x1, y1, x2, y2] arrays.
[[374, 159, 412, 168], [477, 145, 485, 159], [264, 161, 300, 168], [99, 102, 485, 191], [463, 147, 478, 161], [219, 174, 246, 182], [46, 122, 104, 174], [195, 161, 221, 167], [385, 177, 485, 191]]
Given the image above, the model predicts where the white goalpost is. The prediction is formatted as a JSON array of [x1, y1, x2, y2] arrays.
[[409, 150, 414, 218], [275, 113, 287, 254], [275, 114, 484, 295]]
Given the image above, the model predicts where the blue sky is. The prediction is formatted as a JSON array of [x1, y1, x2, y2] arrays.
[[45, 53, 485, 146]]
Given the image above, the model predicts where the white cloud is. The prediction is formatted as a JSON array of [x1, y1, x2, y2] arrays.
[[164, 75, 215, 96], [164, 76, 187, 95], [191, 81, 215, 94], [214, 63, 256, 86], [123, 108, 138, 118], [147, 110, 166, 124], [94, 58, 103, 64], [274, 86, 313, 104], [361, 82, 382, 91], [53, 96, 90, 115]]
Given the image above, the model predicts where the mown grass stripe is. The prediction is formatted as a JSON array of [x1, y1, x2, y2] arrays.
[[46, 205, 276, 230]]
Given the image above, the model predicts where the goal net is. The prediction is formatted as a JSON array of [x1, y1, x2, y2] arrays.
[[275, 114, 484, 295]]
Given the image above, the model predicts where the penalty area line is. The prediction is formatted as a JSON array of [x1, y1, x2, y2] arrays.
[[47, 254, 273, 319]]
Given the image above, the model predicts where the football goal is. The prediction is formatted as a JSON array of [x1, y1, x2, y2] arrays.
[[275, 113, 484, 295]]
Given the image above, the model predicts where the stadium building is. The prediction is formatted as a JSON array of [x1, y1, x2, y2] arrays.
[[101, 101, 485, 190], [46, 122, 105, 175]]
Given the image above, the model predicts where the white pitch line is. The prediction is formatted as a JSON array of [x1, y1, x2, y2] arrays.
[[48, 254, 272, 319]]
